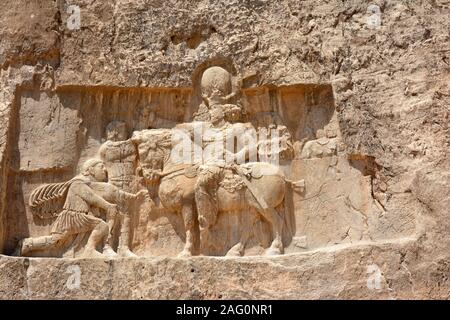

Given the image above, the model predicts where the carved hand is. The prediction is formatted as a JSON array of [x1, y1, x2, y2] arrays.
[[136, 189, 149, 201], [106, 204, 118, 219]]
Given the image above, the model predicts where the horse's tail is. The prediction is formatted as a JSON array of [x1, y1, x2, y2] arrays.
[[284, 178, 305, 193], [281, 178, 304, 245]]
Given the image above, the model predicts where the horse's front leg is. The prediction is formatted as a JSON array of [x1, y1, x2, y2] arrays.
[[226, 210, 250, 257], [178, 203, 195, 257]]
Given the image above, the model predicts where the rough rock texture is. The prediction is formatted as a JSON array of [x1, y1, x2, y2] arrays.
[[1, 0, 449, 299], [0, 239, 449, 300]]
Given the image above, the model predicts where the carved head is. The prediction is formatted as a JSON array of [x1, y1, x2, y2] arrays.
[[201, 66, 232, 105], [81, 158, 107, 182], [210, 105, 225, 126], [139, 162, 161, 183], [106, 121, 128, 141], [133, 129, 172, 184]]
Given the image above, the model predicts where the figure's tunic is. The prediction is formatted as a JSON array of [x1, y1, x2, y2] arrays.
[[99, 140, 138, 192], [51, 179, 109, 235], [51, 178, 136, 235]]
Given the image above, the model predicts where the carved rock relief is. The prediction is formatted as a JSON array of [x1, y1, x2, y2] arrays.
[[2, 65, 417, 258]]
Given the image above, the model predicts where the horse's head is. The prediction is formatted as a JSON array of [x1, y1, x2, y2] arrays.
[[132, 129, 172, 184]]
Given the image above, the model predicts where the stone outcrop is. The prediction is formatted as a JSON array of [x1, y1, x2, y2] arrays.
[[0, 0, 449, 299]]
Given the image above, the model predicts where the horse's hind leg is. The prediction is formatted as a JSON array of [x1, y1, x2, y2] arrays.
[[178, 204, 195, 257], [258, 207, 284, 256]]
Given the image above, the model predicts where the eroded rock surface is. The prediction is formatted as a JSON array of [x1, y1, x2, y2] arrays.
[[0, 0, 449, 299]]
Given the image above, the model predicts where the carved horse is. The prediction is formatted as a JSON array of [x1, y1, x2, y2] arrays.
[[132, 128, 298, 257]]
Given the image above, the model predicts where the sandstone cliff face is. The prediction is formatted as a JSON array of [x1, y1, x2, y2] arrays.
[[0, 0, 449, 299]]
